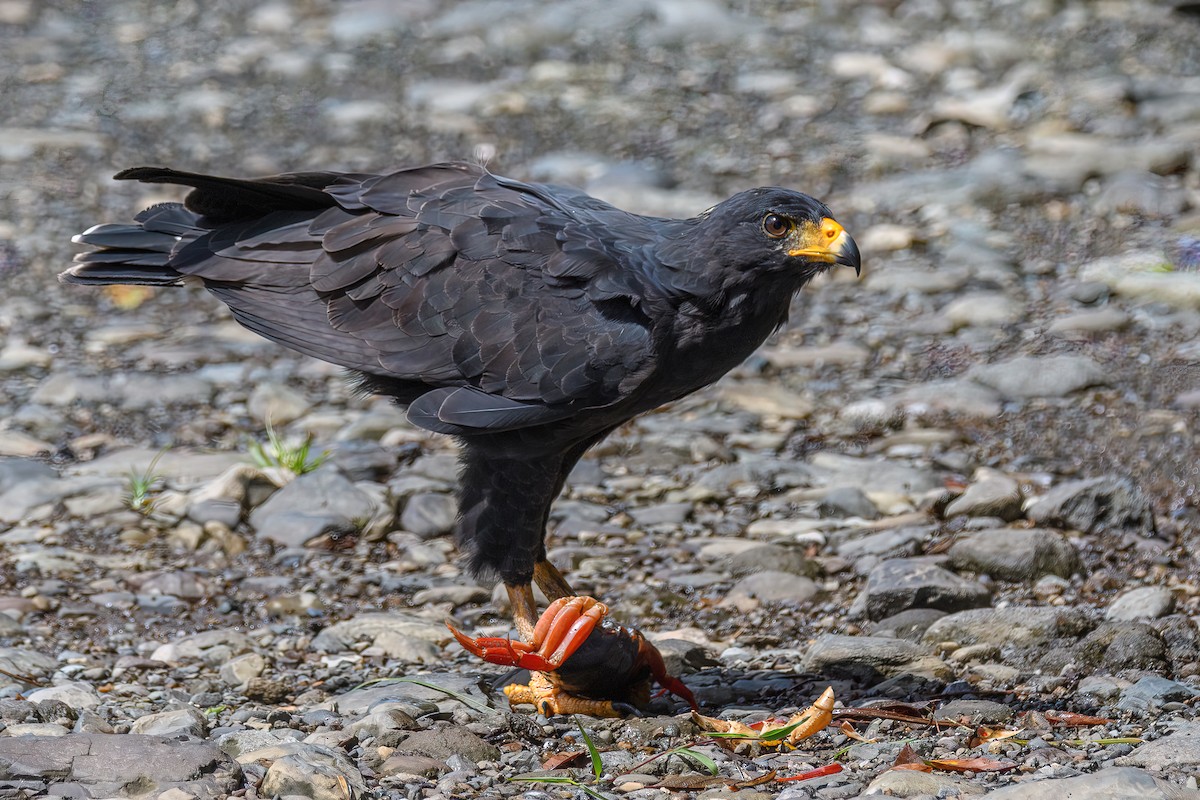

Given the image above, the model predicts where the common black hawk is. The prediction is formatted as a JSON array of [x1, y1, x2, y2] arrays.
[[61, 162, 860, 646]]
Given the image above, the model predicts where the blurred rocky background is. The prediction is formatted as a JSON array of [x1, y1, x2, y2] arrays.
[[1, 1, 1199, 798]]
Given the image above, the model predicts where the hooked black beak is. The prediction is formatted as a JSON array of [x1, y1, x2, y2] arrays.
[[835, 233, 861, 277]]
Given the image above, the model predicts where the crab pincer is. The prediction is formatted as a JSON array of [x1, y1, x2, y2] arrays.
[[447, 595, 697, 718]]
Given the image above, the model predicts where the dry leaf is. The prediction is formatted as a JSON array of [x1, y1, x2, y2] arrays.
[[542, 750, 587, 770], [839, 720, 875, 743], [968, 726, 1022, 747], [892, 762, 934, 772], [893, 743, 926, 767], [1043, 711, 1112, 727], [733, 770, 778, 788]]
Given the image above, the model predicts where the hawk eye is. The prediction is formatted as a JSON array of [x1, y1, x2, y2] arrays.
[[762, 213, 790, 239]]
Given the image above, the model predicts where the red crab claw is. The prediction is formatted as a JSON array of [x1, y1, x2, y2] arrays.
[[447, 596, 608, 673]]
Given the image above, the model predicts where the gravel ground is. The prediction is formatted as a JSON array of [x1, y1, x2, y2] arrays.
[[2, 1, 1200, 798]]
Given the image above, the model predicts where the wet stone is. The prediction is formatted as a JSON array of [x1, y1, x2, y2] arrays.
[[721, 570, 822, 612], [803, 633, 949, 682], [986, 767, 1186, 799], [1027, 476, 1155, 535], [859, 557, 992, 621], [1106, 586, 1175, 621], [923, 606, 1094, 649], [818, 486, 879, 519], [943, 474, 1022, 521], [1116, 675, 1200, 712], [947, 527, 1081, 581], [399, 492, 458, 539], [967, 355, 1109, 400]]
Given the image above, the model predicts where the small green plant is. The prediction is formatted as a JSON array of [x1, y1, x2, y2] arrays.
[[509, 719, 615, 800], [248, 422, 327, 475], [628, 744, 719, 775], [125, 448, 168, 514]]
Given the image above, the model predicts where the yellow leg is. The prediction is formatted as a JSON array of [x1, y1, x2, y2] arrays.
[[506, 583, 539, 643], [533, 559, 575, 601]]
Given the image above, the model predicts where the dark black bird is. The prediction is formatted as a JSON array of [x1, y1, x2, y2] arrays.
[[61, 162, 860, 642]]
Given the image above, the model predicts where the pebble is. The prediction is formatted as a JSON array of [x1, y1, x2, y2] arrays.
[[1026, 476, 1155, 534], [1106, 586, 1175, 621], [858, 557, 991, 620], [943, 473, 1023, 521], [968, 355, 1109, 400], [947, 527, 1081, 581]]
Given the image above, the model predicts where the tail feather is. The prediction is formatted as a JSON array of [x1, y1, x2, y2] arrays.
[[71, 223, 177, 252], [116, 166, 340, 222], [60, 200, 198, 287]]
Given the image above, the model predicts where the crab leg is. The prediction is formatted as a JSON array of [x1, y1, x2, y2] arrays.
[[446, 596, 608, 672], [533, 597, 608, 666]]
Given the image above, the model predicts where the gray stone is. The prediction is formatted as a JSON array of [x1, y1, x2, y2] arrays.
[[0, 734, 239, 797], [947, 528, 1081, 581], [322, 673, 493, 716], [128, 706, 208, 738], [1072, 622, 1167, 673], [628, 501, 692, 526], [247, 382, 311, 425], [1107, 586, 1175, 621], [1047, 307, 1131, 335], [24, 683, 100, 710], [933, 699, 1013, 724], [310, 612, 449, 654], [803, 634, 949, 682], [985, 767, 1190, 799], [943, 475, 1023, 521], [808, 453, 943, 495], [859, 558, 991, 621], [818, 486, 879, 519], [379, 753, 447, 778], [727, 544, 819, 578], [255, 510, 357, 548], [1117, 675, 1200, 712], [249, 468, 382, 542], [244, 741, 367, 800], [219, 653, 266, 687], [216, 728, 305, 759], [395, 727, 501, 763], [399, 492, 458, 539], [721, 571, 822, 611], [837, 526, 933, 562], [1027, 476, 1155, 534], [1118, 726, 1200, 769], [863, 768, 984, 796], [149, 628, 255, 665], [0, 458, 56, 495], [868, 609, 948, 641], [923, 606, 1094, 649], [411, 584, 489, 607], [968, 355, 1108, 400]]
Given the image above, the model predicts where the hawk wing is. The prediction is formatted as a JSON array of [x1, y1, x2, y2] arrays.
[[130, 163, 663, 434]]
